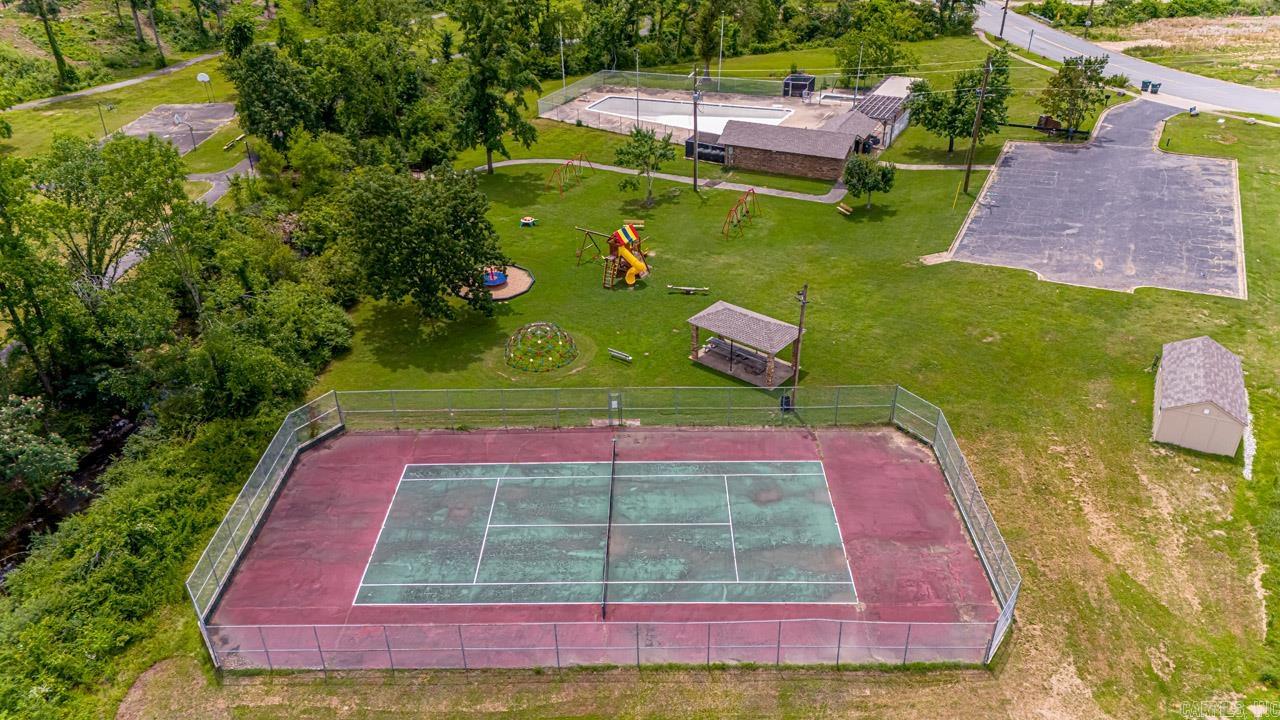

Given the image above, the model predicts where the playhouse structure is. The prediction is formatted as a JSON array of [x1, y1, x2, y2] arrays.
[[577, 224, 652, 288]]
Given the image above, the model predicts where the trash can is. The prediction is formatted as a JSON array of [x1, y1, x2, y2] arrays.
[[1150, 82, 1161, 94], [1141, 80, 1151, 92]]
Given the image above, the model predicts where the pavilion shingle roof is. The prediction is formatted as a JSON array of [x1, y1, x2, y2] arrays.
[[688, 301, 802, 355], [1158, 336, 1248, 424], [821, 109, 882, 139], [716, 121, 855, 160]]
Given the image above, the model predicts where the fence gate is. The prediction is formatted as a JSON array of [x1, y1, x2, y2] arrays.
[[608, 391, 623, 426]]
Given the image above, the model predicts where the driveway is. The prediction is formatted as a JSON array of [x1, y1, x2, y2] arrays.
[[947, 100, 1245, 298], [975, 1, 1280, 115]]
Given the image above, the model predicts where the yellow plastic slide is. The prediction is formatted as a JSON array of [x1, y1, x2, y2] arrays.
[[616, 245, 648, 285]]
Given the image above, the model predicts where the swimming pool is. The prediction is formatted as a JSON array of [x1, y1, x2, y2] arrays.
[[586, 95, 792, 134]]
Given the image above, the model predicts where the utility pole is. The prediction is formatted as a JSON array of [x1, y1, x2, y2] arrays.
[[717, 13, 725, 91], [962, 60, 992, 194], [1084, 0, 1095, 38], [999, 0, 1010, 38], [1027, 28, 1035, 52], [789, 284, 809, 408], [635, 48, 641, 128], [559, 22, 567, 95], [855, 42, 865, 96], [691, 65, 701, 193]]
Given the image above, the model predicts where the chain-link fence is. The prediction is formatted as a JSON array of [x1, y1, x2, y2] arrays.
[[188, 385, 1021, 668], [208, 618, 996, 671], [185, 392, 342, 619]]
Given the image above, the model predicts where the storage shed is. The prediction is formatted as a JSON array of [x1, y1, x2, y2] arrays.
[[1153, 336, 1248, 456]]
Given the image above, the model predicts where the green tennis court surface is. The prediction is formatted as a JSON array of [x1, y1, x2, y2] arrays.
[[356, 461, 857, 605]]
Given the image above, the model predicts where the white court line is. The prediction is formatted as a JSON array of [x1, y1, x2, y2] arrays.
[[360, 580, 850, 587], [472, 477, 502, 583], [819, 463, 859, 604], [400, 471, 825, 482], [351, 465, 412, 607], [488, 522, 731, 528], [723, 475, 739, 582], [353, 600, 860, 607]]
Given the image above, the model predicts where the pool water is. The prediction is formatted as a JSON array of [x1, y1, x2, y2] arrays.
[[587, 95, 792, 134]]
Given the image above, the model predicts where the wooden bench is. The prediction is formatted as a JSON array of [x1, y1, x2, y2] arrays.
[[222, 133, 247, 151], [705, 337, 767, 375], [624, 219, 645, 230], [836, 202, 854, 216]]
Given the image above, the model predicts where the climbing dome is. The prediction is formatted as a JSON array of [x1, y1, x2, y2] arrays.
[[505, 322, 579, 372]]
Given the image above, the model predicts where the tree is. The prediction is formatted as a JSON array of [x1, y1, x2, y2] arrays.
[[145, 0, 166, 67], [127, 0, 147, 45], [451, 0, 542, 173], [223, 44, 318, 149], [614, 127, 676, 207], [906, 49, 1011, 154], [34, 134, 186, 286], [340, 166, 508, 319], [842, 155, 896, 208], [222, 3, 256, 58], [1039, 55, 1109, 137], [0, 395, 76, 503], [834, 27, 916, 87], [934, 0, 979, 34], [18, 0, 72, 90]]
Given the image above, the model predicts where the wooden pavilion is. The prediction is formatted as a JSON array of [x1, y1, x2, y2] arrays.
[[687, 301, 803, 388]]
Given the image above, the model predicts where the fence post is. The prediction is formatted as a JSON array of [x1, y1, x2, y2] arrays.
[[500, 388, 507, 428], [833, 386, 841, 426], [312, 625, 327, 677], [902, 624, 912, 665], [933, 408, 944, 448], [446, 389, 453, 429], [673, 386, 681, 422], [706, 624, 712, 666], [334, 391, 346, 427], [635, 624, 641, 668], [835, 621, 843, 668], [555, 388, 561, 429], [775, 621, 783, 665], [390, 390, 399, 430], [458, 626, 468, 669], [725, 389, 734, 426], [383, 625, 395, 672], [258, 626, 274, 672], [553, 623, 562, 668], [889, 385, 901, 425]]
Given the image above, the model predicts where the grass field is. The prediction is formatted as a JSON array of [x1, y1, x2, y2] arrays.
[[113, 110, 1280, 717], [1087, 15, 1280, 90]]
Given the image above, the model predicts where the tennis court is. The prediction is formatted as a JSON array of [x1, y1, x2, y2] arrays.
[[357, 460, 855, 606]]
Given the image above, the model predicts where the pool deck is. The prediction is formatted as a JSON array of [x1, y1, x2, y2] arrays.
[[541, 86, 856, 142]]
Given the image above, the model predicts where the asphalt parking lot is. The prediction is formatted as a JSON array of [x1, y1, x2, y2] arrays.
[[948, 100, 1245, 298]]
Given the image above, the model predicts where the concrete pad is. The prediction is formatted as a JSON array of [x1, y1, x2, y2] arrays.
[[117, 103, 236, 155], [947, 99, 1245, 298]]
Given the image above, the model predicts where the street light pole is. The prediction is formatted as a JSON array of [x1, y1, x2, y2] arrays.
[[717, 14, 724, 92], [853, 43, 864, 97], [691, 65, 700, 193], [789, 284, 809, 408], [635, 48, 641, 128], [558, 22, 567, 95], [999, 0, 1010, 38], [96, 101, 109, 137]]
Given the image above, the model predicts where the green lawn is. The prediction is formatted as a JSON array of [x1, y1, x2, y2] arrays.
[[303, 113, 1280, 717], [182, 121, 244, 174], [0, 58, 236, 158]]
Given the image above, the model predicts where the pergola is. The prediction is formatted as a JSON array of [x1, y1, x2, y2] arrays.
[[688, 301, 803, 388]]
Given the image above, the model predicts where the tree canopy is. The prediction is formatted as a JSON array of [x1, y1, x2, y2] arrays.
[[842, 155, 897, 208], [1039, 55, 1110, 136], [615, 127, 677, 206], [906, 49, 1012, 154]]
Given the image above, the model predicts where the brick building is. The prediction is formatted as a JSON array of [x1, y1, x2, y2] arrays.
[[715, 121, 857, 180]]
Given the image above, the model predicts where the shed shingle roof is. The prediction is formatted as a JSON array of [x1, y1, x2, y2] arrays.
[[688, 301, 802, 355], [716, 121, 855, 160], [1158, 336, 1248, 424]]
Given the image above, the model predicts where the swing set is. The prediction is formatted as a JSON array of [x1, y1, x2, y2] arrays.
[[544, 153, 595, 197], [721, 188, 759, 238]]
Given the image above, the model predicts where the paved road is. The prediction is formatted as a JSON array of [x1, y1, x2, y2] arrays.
[[480, 158, 851, 203], [8, 53, 223, 111], [974, 1, 1280, 116]]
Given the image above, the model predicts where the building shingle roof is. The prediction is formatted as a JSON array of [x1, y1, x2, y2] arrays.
[[688, 301, 802, 355], [1158, 336, 1248, 424], [716, 121, 855, 160], [821, 109, 882, 139]]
